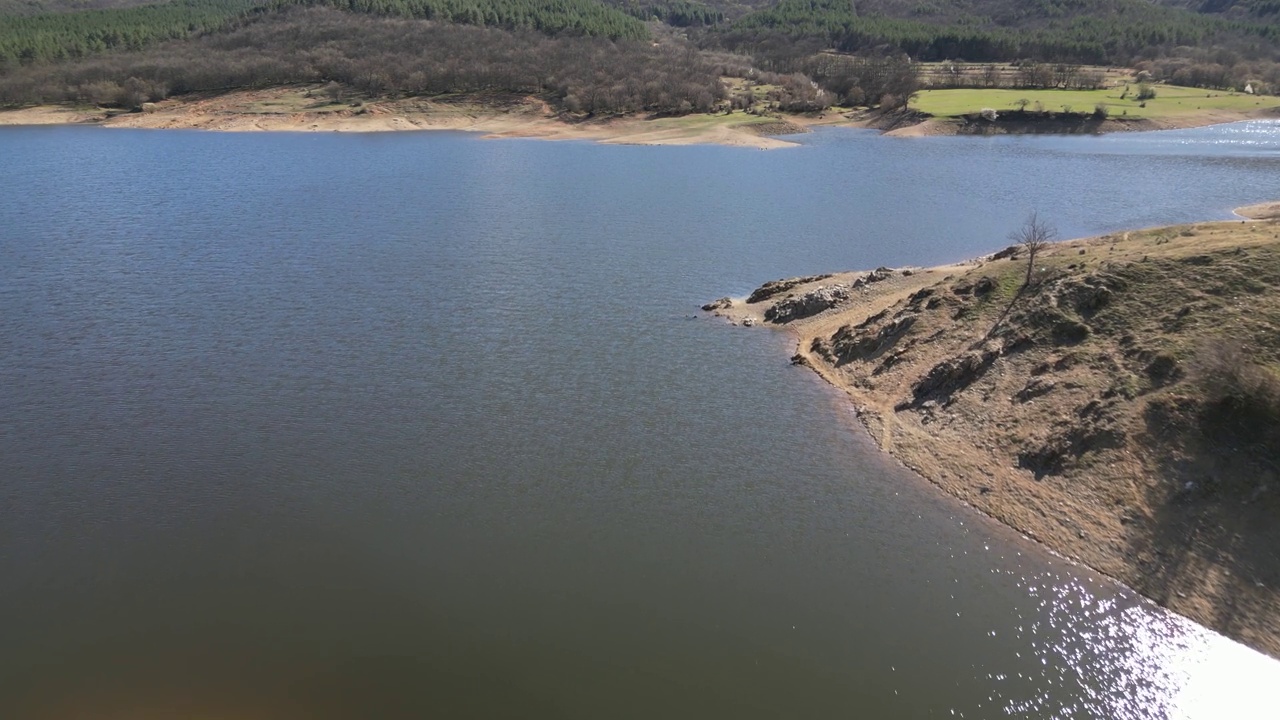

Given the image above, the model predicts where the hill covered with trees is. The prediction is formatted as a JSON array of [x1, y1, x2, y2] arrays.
[[719, 0, 1279, 66], [1, 0, 1277, 115]]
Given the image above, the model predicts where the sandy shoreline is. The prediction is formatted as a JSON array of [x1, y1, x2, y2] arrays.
[[1237, 201, 1280, 220], [0, 87, 829, 149], [2, 85, 1274, 146], [708, 203, 1280, 657]]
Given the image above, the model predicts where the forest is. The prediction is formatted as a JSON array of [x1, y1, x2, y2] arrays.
[[1, 0, 1277, 114]]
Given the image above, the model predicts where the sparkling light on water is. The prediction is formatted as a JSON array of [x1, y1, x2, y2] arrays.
[[998, 572, 1279, 719]]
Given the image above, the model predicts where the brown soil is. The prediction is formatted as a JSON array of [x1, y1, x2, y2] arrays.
[[711, 211, 1280, 657]]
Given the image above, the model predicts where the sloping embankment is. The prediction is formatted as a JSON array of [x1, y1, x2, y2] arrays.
[[709, 213, 1280, 657]]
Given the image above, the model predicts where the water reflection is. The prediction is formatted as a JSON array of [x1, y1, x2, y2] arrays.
[[990, 571, 1280, 719], [0, 122, 1277, 718]]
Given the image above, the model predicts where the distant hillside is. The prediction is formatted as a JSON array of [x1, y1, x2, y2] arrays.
[[0, 0, 263, 62], [721, 0, 1280, 64], [2, 0, 1278, 118], [0, 0, 166, 15], [1155, 0, 1280, 21], [0, 0, 647, 64], [853, 0, 1278, 26], [272, 0, 646, 38]]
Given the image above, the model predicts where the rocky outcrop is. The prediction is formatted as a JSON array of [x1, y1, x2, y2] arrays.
[[853, 267, 895, 288], [1018, 399, 1127, 478], [817, 312, 917, 365], [908, 347, 1000, 405], [747, 274, 833, 304], [1054, 272, 1124, 318], [764, 285, 850, 324], [952, 276, 997, 296]]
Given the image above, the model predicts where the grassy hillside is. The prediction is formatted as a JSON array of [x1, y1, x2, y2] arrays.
[[721, 214, 1280, 656]]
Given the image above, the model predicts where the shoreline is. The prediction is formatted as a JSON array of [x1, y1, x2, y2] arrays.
[[707, 203, 1280, 657], [0, 87, 828, 149], [883, 107, 1280, 138], [1, 85, 1275, 147]]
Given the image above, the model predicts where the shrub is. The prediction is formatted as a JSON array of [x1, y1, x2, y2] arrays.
[[1136, 83, 1157, 100]]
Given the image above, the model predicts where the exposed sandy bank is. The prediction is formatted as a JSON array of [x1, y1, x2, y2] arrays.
[[709, 207, 1280, 657], [3, 87, 1271, 143], [0, 87, 811, 149], [883, 107, 1280, 137], [1237, 201, 1280, 220]]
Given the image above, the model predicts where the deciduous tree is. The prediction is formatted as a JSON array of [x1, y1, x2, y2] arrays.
[[1009, 211, 1057, 287]]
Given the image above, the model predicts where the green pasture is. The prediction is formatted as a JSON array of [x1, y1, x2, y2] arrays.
[[910, 85, 1280, 119]]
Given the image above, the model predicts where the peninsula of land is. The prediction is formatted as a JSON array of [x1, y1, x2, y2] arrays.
[[706, 206, 1280, 656]]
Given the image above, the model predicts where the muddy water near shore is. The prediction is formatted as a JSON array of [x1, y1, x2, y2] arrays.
[[1, 123, 1278, 717]]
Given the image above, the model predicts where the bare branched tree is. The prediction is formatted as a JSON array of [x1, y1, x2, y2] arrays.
[[1009, 211, 1057, 287]]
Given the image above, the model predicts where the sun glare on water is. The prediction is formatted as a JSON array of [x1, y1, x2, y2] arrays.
[[1003, 573, 1280, 719]]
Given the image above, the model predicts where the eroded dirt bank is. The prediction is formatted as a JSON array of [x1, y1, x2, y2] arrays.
[[707, 213, 1280, 657]]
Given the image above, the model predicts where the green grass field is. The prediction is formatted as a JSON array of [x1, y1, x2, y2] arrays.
[[911, 85, 1280, 120]]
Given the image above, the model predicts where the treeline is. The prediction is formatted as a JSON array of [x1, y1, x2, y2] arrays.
[[0, 8, 723, 111], [917, 61, 1110, 90], [0, 0, 167, 15], [801, 54, 919, 107], [1136, 53, 1280, 93], [1157, 0, 1280, 21], [718, 0, 1280, 66], [269, 0, 647, 39], [0, 0, 648, 64], [608, 0, 722, 27], [0, 0, 261, 63]]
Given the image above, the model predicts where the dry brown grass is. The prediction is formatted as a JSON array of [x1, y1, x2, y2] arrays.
[[715, 213, 1280, 656]]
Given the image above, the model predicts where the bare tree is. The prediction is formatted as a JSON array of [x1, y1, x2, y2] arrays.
[[1009, 211, 1057, 287]]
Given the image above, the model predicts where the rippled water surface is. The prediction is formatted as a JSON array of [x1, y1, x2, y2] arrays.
[[2, 121, 1279, 718]]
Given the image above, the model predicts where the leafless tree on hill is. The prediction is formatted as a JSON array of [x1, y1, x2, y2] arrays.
[[1010, 211, 1058, 288]]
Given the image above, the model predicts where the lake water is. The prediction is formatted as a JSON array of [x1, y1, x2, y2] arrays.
[[1, 121, 1279, 718]]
